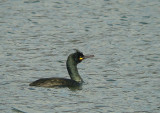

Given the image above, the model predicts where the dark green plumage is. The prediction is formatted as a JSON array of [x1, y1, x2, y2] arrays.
[[29, 50, 93, 88]]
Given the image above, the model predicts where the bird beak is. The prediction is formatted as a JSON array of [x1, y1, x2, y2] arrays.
[[79, 55, 94, 61], [83, 55, 94, 59]]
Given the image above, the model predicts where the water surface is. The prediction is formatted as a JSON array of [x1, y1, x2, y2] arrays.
[[0, 0, 160, 113]]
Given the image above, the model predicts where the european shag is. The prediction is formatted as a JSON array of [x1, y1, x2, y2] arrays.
[[29, 49, 94, 88]]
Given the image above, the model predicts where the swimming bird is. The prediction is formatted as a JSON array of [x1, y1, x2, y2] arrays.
[[29, 49, 94, 88]]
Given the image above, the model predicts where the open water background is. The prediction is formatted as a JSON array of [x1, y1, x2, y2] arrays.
[[0, 0, 160, 113]]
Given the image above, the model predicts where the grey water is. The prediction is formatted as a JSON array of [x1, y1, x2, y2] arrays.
[[0, 0, 160, 113]]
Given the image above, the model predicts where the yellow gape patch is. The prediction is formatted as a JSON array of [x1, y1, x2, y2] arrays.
[[79, 57, 83, 61]]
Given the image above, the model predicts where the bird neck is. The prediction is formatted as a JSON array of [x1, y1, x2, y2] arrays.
[[66, 55, 83, 83]]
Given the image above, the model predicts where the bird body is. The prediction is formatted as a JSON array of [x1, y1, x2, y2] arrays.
[[29, 49, 94, 88], [29, 77, 81, 88]]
